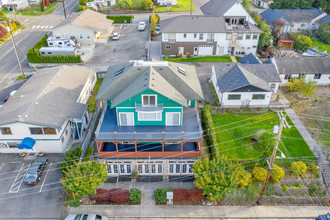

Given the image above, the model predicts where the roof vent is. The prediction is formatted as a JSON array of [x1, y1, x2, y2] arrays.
[[50, 82, 54, 85], [145, 72, 148, 75], [24, 115, 28, 118], [18, 115, 21, 118], [43, 91, 46, 94], [178, 67, 186, 75], [160, 67, 163, 70], [35, 102, 38, 105], [138, 67, 142, 70], [115, 67, 125, 76], [56, 74, 60, 77], [151, 84, 154, 87], [152, 78, 155, 80], [20, 95, 24, 98]]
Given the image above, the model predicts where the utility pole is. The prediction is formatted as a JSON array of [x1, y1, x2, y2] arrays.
[[257, 114, 285, 205], [190, 0, 192, 16], [62, 0, 67, 19], [6, 20, 25, 78], [13, 6, 17, 22]]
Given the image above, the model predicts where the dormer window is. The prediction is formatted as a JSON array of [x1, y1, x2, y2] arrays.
[[142, 95, 156, 106], [225, 18, 230, 24], [239, 18, 244, 25]]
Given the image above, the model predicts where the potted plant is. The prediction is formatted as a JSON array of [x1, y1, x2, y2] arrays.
[[38, 152, 44, 157], [131, 169, 139, 182], [20, 152, 26, 157], [186, 52, 191, 58]]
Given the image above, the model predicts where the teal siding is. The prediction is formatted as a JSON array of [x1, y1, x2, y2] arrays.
[[190, 100, 195, 107]]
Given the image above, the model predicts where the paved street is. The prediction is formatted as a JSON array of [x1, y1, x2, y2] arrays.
[[0, 154, 65, 219]]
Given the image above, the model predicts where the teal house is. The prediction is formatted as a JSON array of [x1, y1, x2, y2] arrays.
[[95, 60, 204, 178]]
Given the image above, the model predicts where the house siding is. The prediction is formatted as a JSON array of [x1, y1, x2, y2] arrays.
[[52, 24, 95, 47]]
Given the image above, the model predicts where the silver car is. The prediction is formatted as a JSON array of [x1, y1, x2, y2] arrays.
[[64, 213, 107, 220], [23, 157, 48, 184]]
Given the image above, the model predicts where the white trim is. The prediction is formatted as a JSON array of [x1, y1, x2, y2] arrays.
[[138, 112, 162, 121], [166, 112, 181, 126], [118, 112, 134, 126], [141, 95, 157, 107]]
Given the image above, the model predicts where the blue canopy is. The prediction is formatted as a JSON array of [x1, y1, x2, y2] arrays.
[[18, 137, 36, 150]]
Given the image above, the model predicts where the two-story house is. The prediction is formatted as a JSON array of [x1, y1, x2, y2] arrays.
[[0, 66, 96, 153], [94, 60, 204, 179], [160, 16, 262, 57]]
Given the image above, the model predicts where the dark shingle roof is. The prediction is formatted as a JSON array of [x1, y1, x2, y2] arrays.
[[318, 15, 330, 24], [260, 8, 286, 24], [201, 0, 237, 16], [239, 54, 261, 64], [274, 57, 330, 75]]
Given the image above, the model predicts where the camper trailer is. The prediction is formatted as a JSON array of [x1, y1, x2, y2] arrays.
[[39, 47, 76, 57], [47, 37, 78, 48]]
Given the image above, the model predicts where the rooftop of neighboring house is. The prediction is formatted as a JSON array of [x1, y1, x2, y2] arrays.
[[274, 57, 330, 75], [201, 0, 237, 16], [317, 15, 330, 24], [260, 7, 327, 24], [213, 63, 281, 93], [96, 60, 204, 108], [53, 9, 113, 33], [160, 15, 262, 33], [0, 66, 95, 129], [239, 53, 261, 64]]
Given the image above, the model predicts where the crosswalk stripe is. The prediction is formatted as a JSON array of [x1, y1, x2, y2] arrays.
[[44, 26, 49, 29], [49, 26, 53, 29], [32, 25, 36, 29], [40, 26, 45, 28], [36, 25, 40, 29]]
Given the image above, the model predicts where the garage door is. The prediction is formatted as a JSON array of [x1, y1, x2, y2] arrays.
[[198, 45, 213, 55]]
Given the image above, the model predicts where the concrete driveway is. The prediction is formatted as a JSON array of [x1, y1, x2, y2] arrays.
[[87, 24, 150, 66], [0, 153, 65, 219]]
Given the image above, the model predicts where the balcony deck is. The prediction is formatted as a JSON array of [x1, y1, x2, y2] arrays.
[[102, 142, 198, 152], [96, 107, 202, 141]]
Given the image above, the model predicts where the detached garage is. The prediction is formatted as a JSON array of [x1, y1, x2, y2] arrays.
[[198, 45, 214, 55]]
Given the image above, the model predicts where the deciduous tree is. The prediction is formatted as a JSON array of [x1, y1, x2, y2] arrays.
[[270, 0, 313, 9]]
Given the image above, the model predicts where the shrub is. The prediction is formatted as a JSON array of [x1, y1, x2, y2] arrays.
[[117, 0, 132, 8], [70, 199, 80, 207], [106, 15, 134, 23], [201, 106, 217, 158], [129, 188, 141, 203], [290, 33, 312, 52], [109, 188, 130, 203], [318, 22, 330, 44], [289, 195, 295, 201], [188, 189, 204, 200], [270, 164, 285, 183], [164, 54, 170, 59], [90, 188, 110, 201], [154, 188, 169, 204], [77, 5, 85, 12], [281, 184, 289, 192], [307, 163, 320, 178], [290, 161, 307, 177], [83, 146, 94, 162], [173, 189, 188, 201], [237, 170, 252, 187], [252, 167, 267, 182], [60, 146, 82, 175], [309, 182, 323, 194]]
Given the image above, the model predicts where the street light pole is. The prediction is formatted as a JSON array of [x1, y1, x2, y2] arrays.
[[62, 0, 67, 18], [190, 0, 192, 16], [6, 20, 26, 78]]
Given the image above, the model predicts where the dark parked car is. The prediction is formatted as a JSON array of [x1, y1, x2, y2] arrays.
[[24, 157, 48, 184]]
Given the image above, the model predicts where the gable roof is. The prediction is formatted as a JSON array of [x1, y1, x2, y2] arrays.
[[96, 61, 204, 108], [317, 15, 330, 24], [201, 0, 237, 16], [160, 15, 262, 33], [239, 53, 261, 64], [0, 66, 95, 128], [53, 9, 113, 33], [260, 8, 286, 24], [274, 57, 330, 75]]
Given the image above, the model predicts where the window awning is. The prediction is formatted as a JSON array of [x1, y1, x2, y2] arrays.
[[18, 137, 36, 150]]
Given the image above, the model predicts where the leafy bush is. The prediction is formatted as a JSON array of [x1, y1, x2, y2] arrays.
[[129, 188, 141, 203], [60, 146, 82, 176], [109, 188, 130, 203], [288, 77, 318, 97], [173, 189, 188, 201], [90, 188, 110, 201], [290, 161, 307, 177], [307, 163, 320, 178], [106, 15, 134, 23], [309, 182, 323, 194], [270, 164, 285, 183], [70, 199, 80, 207], [154, 188, 169, 204], [188, 189, 204, 200], [290, 33, 312, 52], [252, 167, 267, 182], [83, 146, 94, 162], [77, 5, 85, 12], [164, 54, 170, 59], [237, 170, 252, 187], [201, 106, 217, 157], [117, 0, 132, 8], [317, 22, 330, 44], [281, 184, 289, 192]]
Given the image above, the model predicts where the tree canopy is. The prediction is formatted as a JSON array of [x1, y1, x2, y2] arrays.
[[318, 22, 330, 44], [270, 0, 313, 9]]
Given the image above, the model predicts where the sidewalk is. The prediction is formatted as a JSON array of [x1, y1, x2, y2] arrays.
[[64, 204, 329, 219]]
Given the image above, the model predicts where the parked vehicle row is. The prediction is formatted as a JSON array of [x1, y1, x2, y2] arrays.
[[23, 157, 48, 184]]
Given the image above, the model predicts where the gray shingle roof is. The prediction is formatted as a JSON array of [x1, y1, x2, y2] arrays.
[[96, 61, 204, 108], [160, 15, 262, 33], [201, 0, 237, 16], [318, 15, 330, 24], [0, 66, 95, 128], [274, 57, 330, 75], [239, 53, 261, 64], [260, 8, 286, 24]]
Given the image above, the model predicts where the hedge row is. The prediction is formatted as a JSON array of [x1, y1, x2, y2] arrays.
[[106, 15, 134, 23], [83, 146, 94, 162], [201, 106, 217, 158], [90, 188, 141, 204]]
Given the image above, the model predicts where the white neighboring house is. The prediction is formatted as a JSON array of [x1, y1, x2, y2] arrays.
[[211, 62, 281, 107], [161, 16, 262, 56], [0, 66, 97, 153], [251, 0, 272, 9], [272, 57, 330, 85], [4, 0, 28, 10], [157, 0, 177, 6], [201, 0, 256, 25], [86, 0, 116, 9]]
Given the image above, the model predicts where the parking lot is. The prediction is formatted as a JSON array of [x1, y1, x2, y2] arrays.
[[87, 23, 150, 65], [0, 153, 65, 219]]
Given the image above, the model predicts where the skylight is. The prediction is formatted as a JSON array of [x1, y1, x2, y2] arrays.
[[178, 67, 186, 75], [115, 67, 125, 76]]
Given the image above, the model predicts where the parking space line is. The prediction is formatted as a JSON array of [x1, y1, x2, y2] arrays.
[[0, 163, 4, 171], [40, 162, 52, 192], [9, 163, 30, 193]]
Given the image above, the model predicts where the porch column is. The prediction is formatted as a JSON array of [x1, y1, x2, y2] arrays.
[[181, 142, 183, 152], [181, 131, 184, 140], [162, 142, 164, 152], [198, 141, 202, 151], [135, 141, 137, 152], [115, 142, 118, 152]]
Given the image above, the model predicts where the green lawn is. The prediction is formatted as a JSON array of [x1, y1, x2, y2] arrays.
[[155, 0, 194, 12], [210, 112, 315, 161], [311, 38, 330, 53], [5, 2, 59, 16], [235, 56, 242, 62], [87, 78, 103, 113], [164, 56, 232, 62]]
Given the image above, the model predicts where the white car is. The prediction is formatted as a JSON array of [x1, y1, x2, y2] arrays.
[[64, 213, 107, 220], [155, 26, 160, 35], [138, 22, 146, 31], [112, 33, 120, 40]]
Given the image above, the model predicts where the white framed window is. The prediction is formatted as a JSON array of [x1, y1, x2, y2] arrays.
[[64, 33, 68, 38], [86, 33, 91, 40], [253, 34, 258, 39], [165, 45, 171, 50], [138, 112, 162, 121], [199, 33, 203, 40], [226, 33, 232, 40], [137, 162, 163, 175], [183, 33, 187, 38], [119, 112, 134, 126], [0, 127, 12, 135], [79, 33, 83, 39], [252, 94, 266, 100], [166, 112, 180, 126], [300, 23, 307, 28], [164, 33, 169, 40], [237, 33, 243, 40], [56, 33, 61, 37], [142, 95, 156, 106], [194, 33, 197, 38], [169, 162, 194, 175], [314, 74, 321, 79], [71, 33, 76, 38]]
